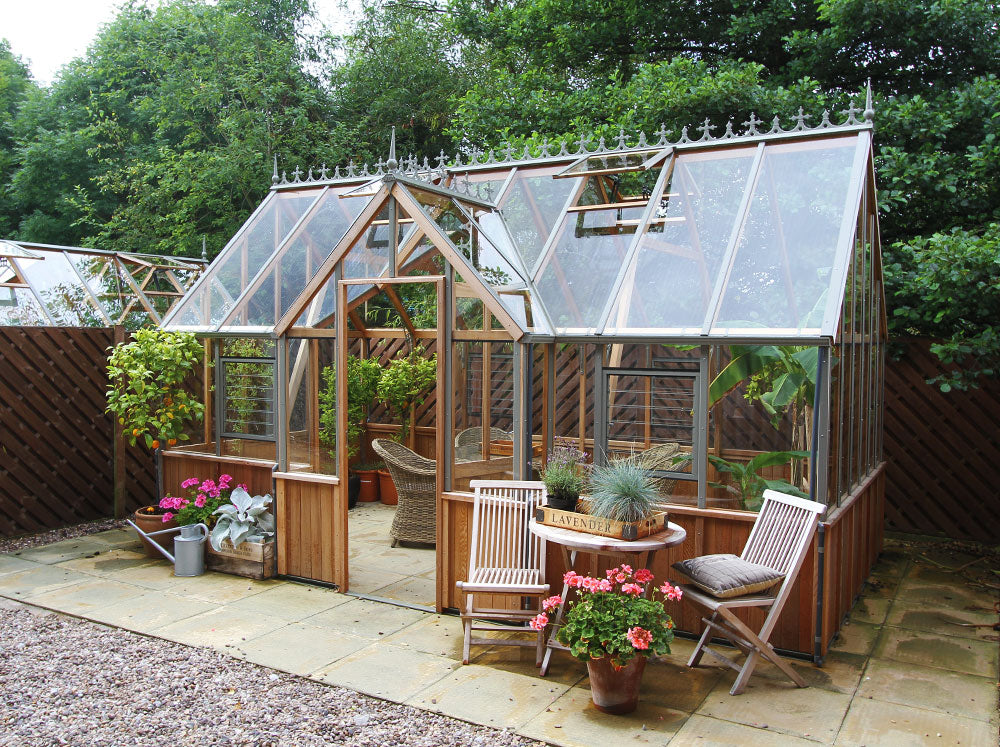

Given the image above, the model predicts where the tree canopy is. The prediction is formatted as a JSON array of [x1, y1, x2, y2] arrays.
[[0, 0, 997, 383]]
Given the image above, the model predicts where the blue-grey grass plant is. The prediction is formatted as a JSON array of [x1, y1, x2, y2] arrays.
[[587, 457, 659, 522]]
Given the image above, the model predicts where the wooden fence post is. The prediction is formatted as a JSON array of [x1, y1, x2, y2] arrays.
[[112, 325, 126, 519]]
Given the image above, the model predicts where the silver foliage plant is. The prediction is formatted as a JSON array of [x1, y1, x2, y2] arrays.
[[587, 457, 659, 522], [210, 487, 276, 551]]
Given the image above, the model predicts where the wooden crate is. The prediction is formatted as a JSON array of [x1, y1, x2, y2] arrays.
[[535, 505, 667, 541], [206, 538, 276, 580]]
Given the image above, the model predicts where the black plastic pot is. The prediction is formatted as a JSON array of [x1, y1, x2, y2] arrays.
[[547, 493, 578, 512], [348, 473, 361, 509]]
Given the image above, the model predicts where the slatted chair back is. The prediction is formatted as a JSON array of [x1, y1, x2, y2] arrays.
[[468, 480, 546, 586]]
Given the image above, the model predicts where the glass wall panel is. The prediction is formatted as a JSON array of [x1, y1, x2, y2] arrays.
[[605, 147, 757, 333], [285, 338, 337, 474], [169, 189, 317, 328], [15, 252, 104, 326], [0, 286, 48, 325], [714, 136, 857, 334]]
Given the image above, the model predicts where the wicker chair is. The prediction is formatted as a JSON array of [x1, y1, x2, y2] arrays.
[[371, 438, 437, 547], [454, 426, 511, 462], [637, 442, 690, 498]]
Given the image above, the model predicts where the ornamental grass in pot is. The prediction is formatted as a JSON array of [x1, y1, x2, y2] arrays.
[[541, 439, 589, 511], [586, 457, 659, 522], [531, 565, 683, 714]]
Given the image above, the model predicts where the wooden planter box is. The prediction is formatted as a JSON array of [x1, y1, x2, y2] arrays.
[[535, 504, 667, 541], [206, 538, 277, 580]]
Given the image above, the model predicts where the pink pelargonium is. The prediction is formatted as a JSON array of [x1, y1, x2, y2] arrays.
[[620, 564, 633, 575], [180, 477, 199, 489], [580, 576, 603, 593], [218, 474, 233, 487], [161, 512, 174, 523], [626, 626, 652, 650], [597, 578, 612, 592], [615, 572, 627, 583], [659, 581, 683, 601], [529, 613, 549, 631], [199, 480, 216, 494], [635, 568, 654, 583], [194, 494, 206, 508], [542, 595, 563, 613], [621, 583, 643, 597]]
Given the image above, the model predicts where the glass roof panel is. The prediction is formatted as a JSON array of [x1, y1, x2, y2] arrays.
[[68, 253, 128, 321], [166, 189, 317, 328], [535, 174, 645, 330], [712, 136, 858, 335], [14, 252, 102, 326], [224, 187, 368, 328], [555, 148, 661, 178], [497, 167, 578, 270], [604, 147, 758, 334], [0, 287, 49, 325]]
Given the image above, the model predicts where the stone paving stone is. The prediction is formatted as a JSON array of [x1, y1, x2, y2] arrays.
[[406, 663, 568, 730], [352, 545, 436, 576], [85, 528, 143, 549], [848, 595, 891, 625], [895, 578, 996, 610], [670, 714, 820, 745], [857, 658, 998, 723], [860, 574, 899, 600], [612, 658, 722, 714], [835, 697, 997, 746], [698, 675, 852, 742], [0, 564, 90, 598], [347, 563, 407, 595], [27, 578, 145, 615], [874, 626, 998, 679], [225, 580, 352, 622], [372, 575, 436, 607], [829, 619, 882, 656], [886, 600, 999, 640], [744, 651, 867, 695], [381, 612, 465, 659], [169, 572, 282, 604], [868, 548, 910, 579], [303, 597, 427, 640], [55, 548, 158, 576], [13, 538, 109, 565], [315, 642, 459, 701], [472, 642, 588, 687], [151, 605, 288, 650], [100, 559, 181, 590], [233, 621, 370, 676], [0, 554, 41, 577], [85, 591, 216, 631], [518, 686, 688, 747]]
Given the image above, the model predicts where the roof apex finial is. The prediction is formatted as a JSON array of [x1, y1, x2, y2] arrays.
[[386, 126, 398, 172], [201, 236, 207, 262], [864, 78, 874, 123], [271, 155, 279, 185]]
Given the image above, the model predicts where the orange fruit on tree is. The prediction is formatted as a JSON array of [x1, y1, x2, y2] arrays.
[[167, 438, 177, 446], [151, 439, 160, 449], [132, 428, 140, 436]]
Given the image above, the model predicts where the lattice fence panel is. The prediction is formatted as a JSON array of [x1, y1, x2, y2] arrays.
[[883, 341, 1000, 542]]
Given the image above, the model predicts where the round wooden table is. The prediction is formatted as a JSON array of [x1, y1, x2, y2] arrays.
[[528, 518, 687, 675]]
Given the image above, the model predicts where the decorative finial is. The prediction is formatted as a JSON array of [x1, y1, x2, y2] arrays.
[[271, 155, 279, 185], [696, 118, 716, 141], [201, 236, 207, 262], [792, 107, 811, 131], [742, 113, 763, 135], [843, 99, 862, 125], [864, 79, 874, 122], [386, 126, 398, 171]]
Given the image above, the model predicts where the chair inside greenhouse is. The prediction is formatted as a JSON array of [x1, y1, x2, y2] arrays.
[[158, 91, 886, 658]]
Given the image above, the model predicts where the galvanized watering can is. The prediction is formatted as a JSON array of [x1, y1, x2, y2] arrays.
[[126, 520, 209, 577]]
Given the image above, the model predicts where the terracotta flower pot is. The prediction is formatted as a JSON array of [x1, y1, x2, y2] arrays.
[[586, 656, 647, 714], [377, 469, 398, 505], [132, 507, 177, 559], [356, 469, 379, 502]]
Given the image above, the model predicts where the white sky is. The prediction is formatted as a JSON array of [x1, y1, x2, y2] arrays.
[[0, 0, 356, 86]]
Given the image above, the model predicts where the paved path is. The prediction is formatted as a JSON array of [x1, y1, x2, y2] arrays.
[[0, 529, 996, 745]]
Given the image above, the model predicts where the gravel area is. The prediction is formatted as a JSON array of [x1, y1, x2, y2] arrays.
[[0, 517, 126, 555], [0, 604, 543, 747]]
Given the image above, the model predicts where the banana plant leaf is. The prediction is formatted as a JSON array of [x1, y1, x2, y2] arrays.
[[708, 345, 782, 406]]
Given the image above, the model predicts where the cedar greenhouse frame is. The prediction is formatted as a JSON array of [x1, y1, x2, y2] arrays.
[[160, 91, 885, 660]]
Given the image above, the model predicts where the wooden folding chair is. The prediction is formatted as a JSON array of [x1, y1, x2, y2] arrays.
[[680, 489, 825, 695], [456, 480, 550, 666]]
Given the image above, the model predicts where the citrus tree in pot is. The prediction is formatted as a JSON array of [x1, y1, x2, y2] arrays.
[[319, 355, 383, 507], [531, 564, 683, 714], [106, 329, 205, 556]]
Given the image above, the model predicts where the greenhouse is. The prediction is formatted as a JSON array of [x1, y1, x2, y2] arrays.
[[0, 240, 207, 328], [160, 95, 884, 659]]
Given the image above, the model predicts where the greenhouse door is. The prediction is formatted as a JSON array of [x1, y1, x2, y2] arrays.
[[595, 358, 707, 502], [337, 276, 445, 604]]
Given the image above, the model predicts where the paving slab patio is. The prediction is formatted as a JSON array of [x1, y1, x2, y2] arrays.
[[0, 531, 995, 746]]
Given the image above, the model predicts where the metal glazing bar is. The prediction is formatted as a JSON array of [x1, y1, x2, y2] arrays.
[[443, 263, 454, 492], [214, 340, 224, 457], [529, 175, 587, 281], [594, 345, 606, 467], [697, 346, 709, 509], [512, 343, 523, 480], [813, 347, 830, 505], [276, 338, 288, 471], [62, 251, 112, 325]]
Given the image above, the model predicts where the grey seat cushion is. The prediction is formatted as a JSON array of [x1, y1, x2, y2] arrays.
[[672, 554, 784, 599]]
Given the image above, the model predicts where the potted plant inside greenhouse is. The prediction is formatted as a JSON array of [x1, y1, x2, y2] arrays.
[[375, 348, 437, 505], [319, 354, 383, 507], [541, 439, 589, 512], [105, 329, 205, 557]]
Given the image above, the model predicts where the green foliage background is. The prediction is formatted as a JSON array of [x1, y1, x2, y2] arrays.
[[2, 0, 998, 384]]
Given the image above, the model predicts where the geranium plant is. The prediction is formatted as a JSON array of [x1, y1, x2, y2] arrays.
[[106, 329, 205, 450], [158, 473, 246, 526], [532, 564, 682, 666]]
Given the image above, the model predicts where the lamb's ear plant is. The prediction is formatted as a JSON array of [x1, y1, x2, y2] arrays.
[[587, 458, 659, 522], [210, 487, 276, 550]]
